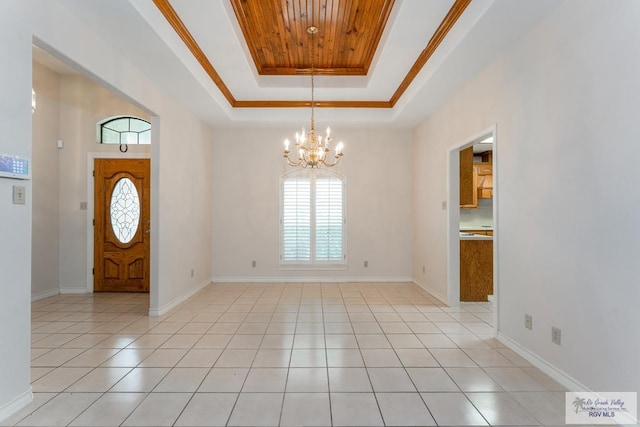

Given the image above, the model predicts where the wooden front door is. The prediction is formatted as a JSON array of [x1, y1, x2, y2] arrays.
[[94, 158, 150, 292]]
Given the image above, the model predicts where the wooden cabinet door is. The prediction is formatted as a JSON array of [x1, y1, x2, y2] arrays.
[[94, 158, 150, 292], [460, 240, 493, 301], [477, 174, 493, 198], [475, 163, 493, 199], [475, 163, 492, 175], [460, 147, 477, 207]]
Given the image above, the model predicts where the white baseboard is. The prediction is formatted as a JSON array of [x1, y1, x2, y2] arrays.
[[212, 276, 414, 283], [59, 286, 89, 294], [412, 278, 449, 305], [0, 388, 32, 424], [31, 288, 59, 302], [149, 280, 211, 317], [497, 332, 591, 392]]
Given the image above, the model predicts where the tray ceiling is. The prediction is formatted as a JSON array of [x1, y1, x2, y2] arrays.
[[37, 0, 562, 127], [152, 0, 470, 108]]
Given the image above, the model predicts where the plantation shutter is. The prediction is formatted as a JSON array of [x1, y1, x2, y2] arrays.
[[315, 176, 343, 261], [282, 176, 311, 261]]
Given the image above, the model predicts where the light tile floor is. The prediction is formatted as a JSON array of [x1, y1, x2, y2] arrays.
[[2, 282, 589, 426]]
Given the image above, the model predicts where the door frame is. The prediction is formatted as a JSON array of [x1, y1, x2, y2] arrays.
[[86, 152, 150, 293], [446, 124, 499, 334]]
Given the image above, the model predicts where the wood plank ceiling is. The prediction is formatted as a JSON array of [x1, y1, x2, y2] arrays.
[[229, 0, 395, 76], [152, 0, 473, 108]]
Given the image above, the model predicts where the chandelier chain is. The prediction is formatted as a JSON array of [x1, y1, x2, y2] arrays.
[[282, 25, 344, 168], [310, 27, 315, 124]]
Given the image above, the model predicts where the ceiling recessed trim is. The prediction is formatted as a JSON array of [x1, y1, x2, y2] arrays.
[[152, 0, 237, 106], [390, 0, 472, 106], [233, 100, 392, 109], [152, 0, 472, 109]]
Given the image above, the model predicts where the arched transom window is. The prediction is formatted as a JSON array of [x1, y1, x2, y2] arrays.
[[98, 116, 151, 145]]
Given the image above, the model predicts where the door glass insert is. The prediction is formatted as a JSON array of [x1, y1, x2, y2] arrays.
[[110, 177, 140, 244]]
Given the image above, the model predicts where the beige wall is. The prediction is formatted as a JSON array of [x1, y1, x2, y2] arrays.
[[413, 1, 640, 392], [212, 127, 413, 281], [58, 74, 150, 292], [31, 62, 61, 299], [154, 107, 213, 309], [31, 65, 153, 297]]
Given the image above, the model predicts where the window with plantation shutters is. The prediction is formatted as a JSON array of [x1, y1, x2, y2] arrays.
[[282, 176, 311, 261], [281, 170, 346, 266], [315, 176, 343, 261]]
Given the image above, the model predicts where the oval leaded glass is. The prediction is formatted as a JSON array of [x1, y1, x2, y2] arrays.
[[110, 178, 140, 244]]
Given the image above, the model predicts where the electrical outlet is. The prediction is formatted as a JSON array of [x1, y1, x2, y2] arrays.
[[251, 260, 256, 268], [552, 326, 562, 345], [80, 201, 87, 210], [422, 265, 426, 274], [442, 201, 447, 210], [190, 269, 194, 278], [364, 260, 368, 268], [524, 314, 532, 330]]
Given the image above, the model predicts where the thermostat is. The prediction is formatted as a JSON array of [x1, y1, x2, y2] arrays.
[[0, 154, 31, 180]]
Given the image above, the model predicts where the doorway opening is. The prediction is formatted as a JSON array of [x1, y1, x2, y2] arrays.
[[447, 125, 498, 333], [31, 41, 157, 308]]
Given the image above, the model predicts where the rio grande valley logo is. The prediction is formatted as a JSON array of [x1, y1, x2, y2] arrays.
[[566, 392, 637, 425]]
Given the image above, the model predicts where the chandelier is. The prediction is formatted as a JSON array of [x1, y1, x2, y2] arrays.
[[283, 26, 344, 168]]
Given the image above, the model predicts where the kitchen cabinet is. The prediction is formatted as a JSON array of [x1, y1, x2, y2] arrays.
[[460, 146, 476, 207], [460, 239, 493, 301], [481, 151, 493, 163], [476, 163, 493, 199], [461, 148, 493, 208]]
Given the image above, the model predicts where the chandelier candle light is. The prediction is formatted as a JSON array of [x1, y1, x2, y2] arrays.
[[283, 26, 344, 168]]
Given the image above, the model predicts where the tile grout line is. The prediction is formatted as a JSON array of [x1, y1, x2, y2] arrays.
[[20, 284, 568, 427]]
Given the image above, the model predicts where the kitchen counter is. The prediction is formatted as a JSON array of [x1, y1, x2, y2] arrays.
[[459, 233, 493, 240], [460, 225, 493, 231]]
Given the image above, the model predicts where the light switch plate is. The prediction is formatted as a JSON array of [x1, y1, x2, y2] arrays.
[[12, 185, 26, 205]]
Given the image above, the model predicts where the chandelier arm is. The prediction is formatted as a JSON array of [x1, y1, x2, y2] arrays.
[[321, 154, 343, 167], [284, 152, 303, 167]]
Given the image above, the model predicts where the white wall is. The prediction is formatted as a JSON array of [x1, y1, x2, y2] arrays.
[[31, 62, 61, 300], [212, 127, 413, 281], [57, 74, 150, 292], [0, 1, 33, 419], [413, 0, 640, 392]]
